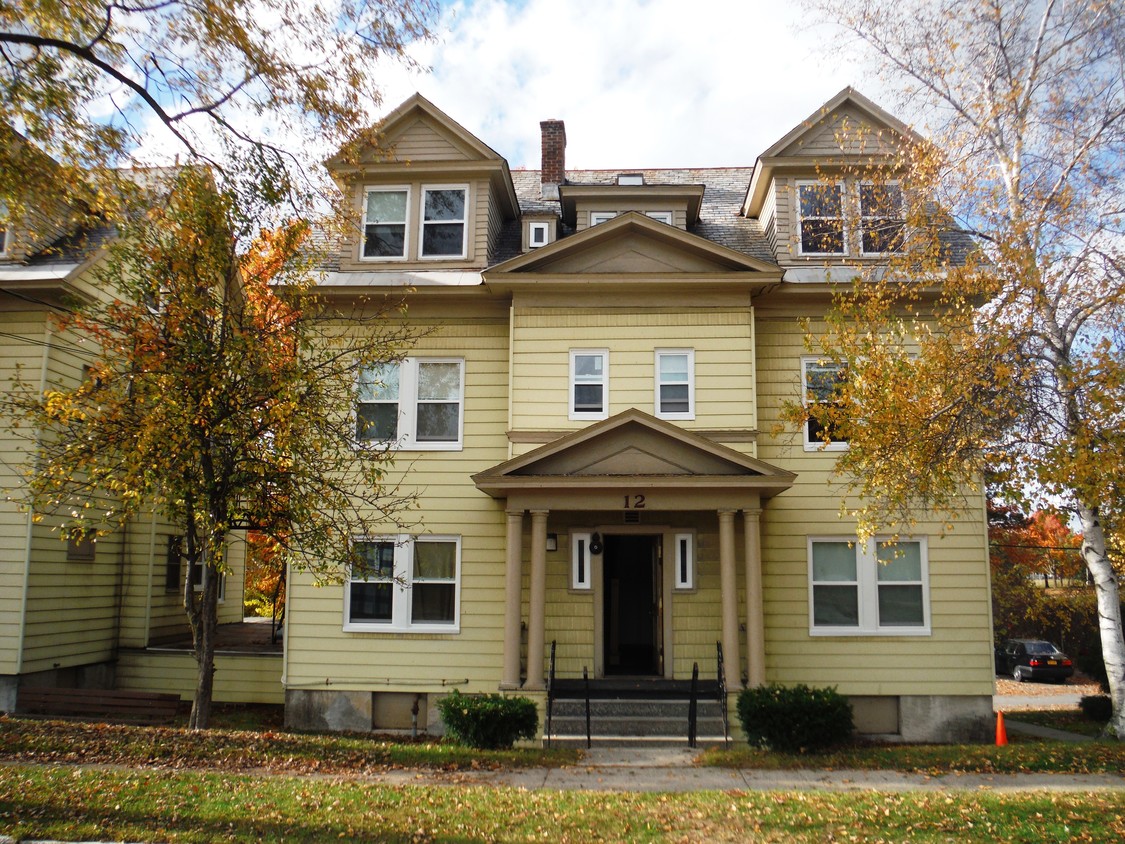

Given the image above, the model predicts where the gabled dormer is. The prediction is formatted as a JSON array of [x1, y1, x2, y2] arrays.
[[560, 177, 705, 233], [325, 94, 520, 272], [742, 88, 925, 270]]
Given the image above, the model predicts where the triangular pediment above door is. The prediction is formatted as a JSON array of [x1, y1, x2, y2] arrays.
[[472, 409, 796, 500]]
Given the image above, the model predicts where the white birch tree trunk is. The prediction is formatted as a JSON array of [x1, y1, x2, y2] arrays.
[[1076, 503, 1125, 738]]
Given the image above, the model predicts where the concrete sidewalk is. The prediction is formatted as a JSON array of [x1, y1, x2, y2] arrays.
[[362, 746, 1125, 793]]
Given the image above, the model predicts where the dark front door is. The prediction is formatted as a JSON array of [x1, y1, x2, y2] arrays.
[[603, 534, 661, 675]]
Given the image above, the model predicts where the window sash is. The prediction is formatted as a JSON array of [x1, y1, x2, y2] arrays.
[[356, 358, 463, 449], [589, 211, 616, 226], [860, 182, 905, 254], [346, 536, 460, 630], [570, 350, 608, 419], [420, 187, 467, 258], [797, 182, 845, 255], [362, 188, 408, 258], [655, 350, 693, 418], [802, 357, 848, 450], [809, 538, 929, 634]]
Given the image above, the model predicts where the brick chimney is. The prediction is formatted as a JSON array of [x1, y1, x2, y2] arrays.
[[540, 119, 566, 199]]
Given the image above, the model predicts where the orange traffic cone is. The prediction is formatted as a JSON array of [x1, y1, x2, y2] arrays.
[[995, 711, 1008, 747]]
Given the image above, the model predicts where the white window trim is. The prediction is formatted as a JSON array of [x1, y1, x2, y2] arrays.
[[589, 211, 616, 226], [646, 211, 673, 225], [419, 183, 469, 259], [0, 199, 9, 257], [189, 562, 226, 602], [808, 536, 930, 636], [654, 348, 695, 420], [571, 531, 593, 590], [674, 532, 694, 590], [344, 535, 461, 633], [569, 349, 609, 421], [858, 179, 905, 256], [528, 221, 550, 248], [356, 357, 465, 451], [360, 185, 411, 262], [796, 180, 846, 257], [801, 355, 848, 452]]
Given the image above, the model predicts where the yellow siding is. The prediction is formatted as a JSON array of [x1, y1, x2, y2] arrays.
[[283, 311, 512, 692], [116, 649, 283, 704], [754, 313, 993, 696], [387, 117, 473, 162], [510, 304, 756, 434]]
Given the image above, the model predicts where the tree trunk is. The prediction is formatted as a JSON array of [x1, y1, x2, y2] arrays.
[[1076, 503, 1125, 739], [187, 561, 221, 730]]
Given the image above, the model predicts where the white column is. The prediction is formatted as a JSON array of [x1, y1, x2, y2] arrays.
[[743, 507, 766, 687], [718, 510, 742, 689], [501, 509, 524, 689], [524, 510, 549, 690]]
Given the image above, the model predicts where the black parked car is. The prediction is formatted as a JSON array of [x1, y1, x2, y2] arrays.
[[997, 639, 1074, 683]]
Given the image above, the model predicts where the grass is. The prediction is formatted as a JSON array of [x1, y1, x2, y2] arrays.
[[2, 765, 1124, 843]]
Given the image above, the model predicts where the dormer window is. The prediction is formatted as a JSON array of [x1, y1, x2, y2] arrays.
[[0, 200, 9, 257], [646, 211, 673, 225], [590, 211, 616, 226], [617, 174, 644, 185], [529, 221, 550, 248], [420, 186, 468, 258], [363, 188, 409, 259], [797, 181, 845, 255]]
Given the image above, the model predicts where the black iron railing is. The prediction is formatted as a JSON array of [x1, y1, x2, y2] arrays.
[[546, 640, 557, 747], [687, 661, 700, 747], [582, 666, 592, 749], [716, 640, 730, 748]]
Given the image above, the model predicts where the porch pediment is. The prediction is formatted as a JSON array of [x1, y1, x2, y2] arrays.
[[472, 409, 795, 502]]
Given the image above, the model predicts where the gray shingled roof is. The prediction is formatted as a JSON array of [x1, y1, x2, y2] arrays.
[[501, 169, 774, 266]]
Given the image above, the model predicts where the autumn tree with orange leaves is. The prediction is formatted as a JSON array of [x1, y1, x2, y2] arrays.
[[9, 169, 416, 728]]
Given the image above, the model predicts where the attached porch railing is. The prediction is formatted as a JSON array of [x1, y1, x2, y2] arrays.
[[546, 640, 591, 748], [716, 640, 730, 748]]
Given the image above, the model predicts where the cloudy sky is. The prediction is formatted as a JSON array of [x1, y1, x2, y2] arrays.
[[367, 0, 883, 170]]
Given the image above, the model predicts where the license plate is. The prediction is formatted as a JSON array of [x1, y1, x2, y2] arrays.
[[1047, 660, 1058, 665]]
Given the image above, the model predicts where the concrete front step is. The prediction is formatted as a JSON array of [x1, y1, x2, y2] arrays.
[[547, 734, 731, 748], [551, 698, 723, 719], [546, 696, 729, 743]]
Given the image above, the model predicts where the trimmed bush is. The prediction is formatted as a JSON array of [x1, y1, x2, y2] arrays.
[[435, 690, 539, 749], [737, 683, 853, 754], [1079, 694, 1113, 722]]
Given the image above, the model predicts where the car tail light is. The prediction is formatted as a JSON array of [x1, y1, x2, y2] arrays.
[[1063, 659, 1072, 666], [1029, 658, 1042, 667]]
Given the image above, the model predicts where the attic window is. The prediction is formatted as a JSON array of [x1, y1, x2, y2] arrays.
[[529, 221, 550, 248], [617, 174, 644, 185]]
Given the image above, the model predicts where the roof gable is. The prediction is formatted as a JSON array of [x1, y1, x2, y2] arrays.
[[487, 212, 778, 276]]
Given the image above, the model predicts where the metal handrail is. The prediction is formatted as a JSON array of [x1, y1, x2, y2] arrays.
[[716, 640, 729, 748], [546, 640, 556, 748], [582, 666, 592, 749], [688, 661, 699, 747]]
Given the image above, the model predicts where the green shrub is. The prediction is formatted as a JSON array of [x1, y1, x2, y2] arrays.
[[1079, 694, 1112, 722], [736, 683, 853, 754], [435, 690, 539, 749]]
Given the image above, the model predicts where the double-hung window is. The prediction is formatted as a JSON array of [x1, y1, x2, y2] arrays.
[[802, 357, 848, 450], [420, 186, 467, 258], [797, 181, 845, 255], [356, 358, 464, 449], [589, 211, 616, 226], [809, 538, 929, 635], [570, 350, 608, 420], [346, 535, 460, 631], [362, 187, 409, 258], [646, 211, 673, 225], [859, 181, 905, 254], [0, 199, 8, 256], [655, 349, 694, 419]]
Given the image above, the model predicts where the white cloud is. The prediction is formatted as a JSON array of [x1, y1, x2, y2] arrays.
[[372, 0, 882, 169]]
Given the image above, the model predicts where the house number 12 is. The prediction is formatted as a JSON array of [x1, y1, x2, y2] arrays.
[[623, 494, 646, 509]]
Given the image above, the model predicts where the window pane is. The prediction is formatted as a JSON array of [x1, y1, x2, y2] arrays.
[[574, 383, 603, 411], [862, 220, 905, 254], [659, 354, 689, 381], [355, 541, 395, 579], [878, 584, 924, 626], [424, 189, 465, 221], [418, 362, 460, 400], [876, 542, 922, 581], [416, 403, 459, 441], [356, 403, 398, 440], [812, 542, 855, 581], [412, 583, 455, 622], [414, 541, 456, 579], [574, 354, 603, 379], [660, 384, 690, 413], [860, 183, 902, 216], [800, 183, 842, 216], [363, 224, 406, 257], [357, 364, 399, 402], [801, 219, 844, 253], [350, 582, 392, 621], [422, 223, 464, 256], [813, 585, 859, 626], [805, 361, 844, 402], [367, 190, 407, 222]]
